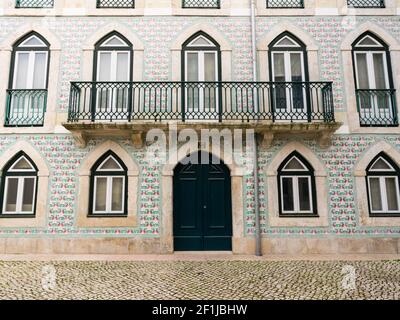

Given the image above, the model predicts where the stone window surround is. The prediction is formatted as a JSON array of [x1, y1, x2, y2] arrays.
[[76, 140, 139, 227], [354, 140, 400, 226], [160, 141, 245, 254], [0, 24, 62, 134], [257, 23, 320, 83], [340, 22, 400, 134], [170, 23, 232, 81], [0, 140, 49, 228], [265, 141, 329, 227]]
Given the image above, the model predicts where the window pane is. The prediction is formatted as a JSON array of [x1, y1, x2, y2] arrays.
[[369, 177, 382, 211], [95, 177, 107, 212], [373, 53, 387, 89], [187, 53, 199, 81], [282, 177, 294, 212], [298, 177, 311, 211], [98, 52, 112, 81], [204, 52, 216, 81], [355, 53, 370, 89], [273, 53, 285, 81], [22, 178, 35, 212], [385, 177, 399, 211], [370, 157, 393, 171], [14, 53, 29, 89], [5, 178, 19, 212], [32, 53, 47, 89], [111, 177, 124, 212], [116, 52, 129, 81]]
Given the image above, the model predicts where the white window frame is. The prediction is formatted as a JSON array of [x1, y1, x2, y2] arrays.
[[13, 51, 49, 90], [280, 175, 313, 214], [367, 175, 400, 214], [353, 50, 390, 91], [2, 176, 37, 215], [92, 175, 125, 215]]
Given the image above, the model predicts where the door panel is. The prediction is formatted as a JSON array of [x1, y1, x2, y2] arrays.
[[173, 153, 232, 251]]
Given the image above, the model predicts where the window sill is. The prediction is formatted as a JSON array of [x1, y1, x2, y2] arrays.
[[279, 214, 319, 218], [0, 214, 35, 219]]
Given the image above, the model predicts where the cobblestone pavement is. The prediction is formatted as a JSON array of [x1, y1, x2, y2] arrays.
[[0, 260, 399, 299]]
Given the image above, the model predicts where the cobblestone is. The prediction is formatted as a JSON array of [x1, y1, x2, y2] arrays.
[[0, 260, 399, 300]]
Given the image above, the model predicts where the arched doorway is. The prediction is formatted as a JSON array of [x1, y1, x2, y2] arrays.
[[173, 152, 232, 251]]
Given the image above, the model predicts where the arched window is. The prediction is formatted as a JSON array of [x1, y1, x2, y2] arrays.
[[277, 152, 317, 216], [366, 153, 400, 216], [93, 32, 133, 115], [269, 32, 309, 118], [90, 151, 128, 216], [0, 152, 38, 216], [182, 32, 221, 116], [352, 32, 395, 126], [7, 32, 50, 126]]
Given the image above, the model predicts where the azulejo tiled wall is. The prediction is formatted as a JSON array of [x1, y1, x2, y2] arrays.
[[0, 134, 400, 239]]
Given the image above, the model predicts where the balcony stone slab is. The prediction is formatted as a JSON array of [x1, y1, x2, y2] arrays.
[[63, 120, 342, 149]]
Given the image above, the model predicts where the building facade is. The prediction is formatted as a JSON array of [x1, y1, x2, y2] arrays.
[[0, 0, 399, 254]]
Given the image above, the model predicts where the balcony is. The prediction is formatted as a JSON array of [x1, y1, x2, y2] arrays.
[[5, 89, 47, 127], [356, 89, 397, 127], [64, 81, 340, 148]]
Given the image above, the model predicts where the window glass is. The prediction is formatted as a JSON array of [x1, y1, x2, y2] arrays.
[[282, 177, 294, 212], [22, 178, 35, 212], [298, 177, 311, 211], [111, 177, 124, 212], [95, 177, 107, 212], [369, 177, 383, 211]]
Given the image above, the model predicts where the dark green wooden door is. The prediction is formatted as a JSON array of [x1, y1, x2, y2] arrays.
[[173, 152, 232, 251]]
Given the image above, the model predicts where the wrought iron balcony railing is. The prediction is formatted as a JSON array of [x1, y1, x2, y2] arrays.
[[356, 89, 398, 127], [182, 0, 220, 8], [96, 0, 135, 8], [15, 0, 54, 8], [347, 0, 385, 8], [5, 89, 47, 127], [266, 0, 304, 8], [68, 81, 335, 123]]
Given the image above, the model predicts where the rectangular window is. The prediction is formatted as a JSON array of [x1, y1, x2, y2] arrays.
[[280, 176, 313, 215], [93, 176, 125, 215], [15, 0, 54, 8], [266, 0, 304, 8], [3, 177, 36, 215], [182, 0, 220, 8]]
